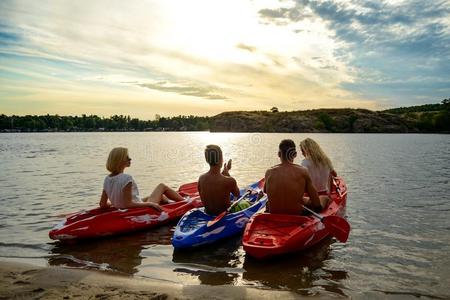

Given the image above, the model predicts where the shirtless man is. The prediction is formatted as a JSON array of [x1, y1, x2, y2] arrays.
[[264, 139, 322, 214], [198, 145, 240, 215]]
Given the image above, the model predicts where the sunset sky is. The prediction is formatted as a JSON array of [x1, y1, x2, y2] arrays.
[[1, 0, 449, 118]]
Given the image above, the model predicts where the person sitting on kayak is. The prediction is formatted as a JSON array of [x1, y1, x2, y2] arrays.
[[299, 138, 337, 208], [99, 147, 184, 210], [264, 139, 322, 214], [198, 144, 250, 215]]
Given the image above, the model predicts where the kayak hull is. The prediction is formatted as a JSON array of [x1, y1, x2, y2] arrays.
[[49, 184, 201, 241], [172, 179, 266, 249], [242, 177, 347, 259]]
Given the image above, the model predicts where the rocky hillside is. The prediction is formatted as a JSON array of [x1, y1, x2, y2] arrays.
[[209, 108, 433, 133]]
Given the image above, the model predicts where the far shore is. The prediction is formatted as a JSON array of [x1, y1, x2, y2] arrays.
[[2, 101, 449, 133], [0, 261, 302, 300], [1, 130, 448, 134]]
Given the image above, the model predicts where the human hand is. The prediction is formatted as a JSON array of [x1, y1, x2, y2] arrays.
[[148, 202, 162, 212], [257, 190, 264, 200], [222, 159, 232, 176], [100, 202, 111, 209], [303, 196, 311, 206], [226, 159, 232, 171]]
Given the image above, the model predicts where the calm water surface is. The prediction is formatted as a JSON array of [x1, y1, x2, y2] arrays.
[[0, 132, 449, 299]]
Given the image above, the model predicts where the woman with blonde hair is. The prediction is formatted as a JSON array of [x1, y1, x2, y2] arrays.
[[99, 147, 184, 210], [299, 138, 337, 196]]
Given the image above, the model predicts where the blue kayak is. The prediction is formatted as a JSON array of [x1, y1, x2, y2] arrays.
[[172, 180, 267, 249]]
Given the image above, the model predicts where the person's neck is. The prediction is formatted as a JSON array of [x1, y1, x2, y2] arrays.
[[208, 165, 222, 174], [111, 168, 125, 176], [280, 159, 294, 165]]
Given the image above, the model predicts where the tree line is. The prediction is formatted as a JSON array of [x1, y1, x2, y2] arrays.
[[1, 99, 448, 132], [383, 99, 449, 114], [382, 99, 449, 132], [0, 114, 210, 132]]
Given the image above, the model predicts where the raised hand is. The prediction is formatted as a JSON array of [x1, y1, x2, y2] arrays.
[[226, 159, 232, 171], [222, 159, 232, 176]]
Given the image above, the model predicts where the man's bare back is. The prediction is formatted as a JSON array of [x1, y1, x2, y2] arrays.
[[198, 171, 239, 215], [199, 145, 240, 215], [265, 139, 321, 215]]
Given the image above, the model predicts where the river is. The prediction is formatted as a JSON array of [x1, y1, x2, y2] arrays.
[[0, 132, 449, 298]]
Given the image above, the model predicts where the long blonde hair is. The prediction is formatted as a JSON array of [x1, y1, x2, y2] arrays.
[[300, 138, 334, 170], [106, 147, 129, 174]]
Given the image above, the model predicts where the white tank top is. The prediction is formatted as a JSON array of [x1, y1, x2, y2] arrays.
[[301, 159, 331, 193], [103, 173, 141, 208]]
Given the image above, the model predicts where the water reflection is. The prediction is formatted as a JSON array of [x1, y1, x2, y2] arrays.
[[48, 220, 348, 296], [172, 237, 242, 285], [172, 235, 348, 297], [243, 237, 348, 297], [48, 225, 174, 275]]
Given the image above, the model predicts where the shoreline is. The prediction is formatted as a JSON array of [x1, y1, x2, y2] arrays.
[[0, 261, 302, 299]]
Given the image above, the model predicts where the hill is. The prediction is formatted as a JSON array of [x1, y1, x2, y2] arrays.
[[1, 100, 448, 133], [210, 100, 449, 133]]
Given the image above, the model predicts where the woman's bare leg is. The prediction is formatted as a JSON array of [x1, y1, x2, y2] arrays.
[[145, 183, 184, 204], [162, 184, 185, 202]]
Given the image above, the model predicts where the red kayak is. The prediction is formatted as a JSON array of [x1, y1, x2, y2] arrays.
[[49, 182, 201, 241], [242, 177, 348, 259]]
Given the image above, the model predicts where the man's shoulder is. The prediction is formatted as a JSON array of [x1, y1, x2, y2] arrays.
[[223, 174, 237, 184], [198, 172, 210, 182], [266, 164, 282, 172], [292, 164, 309, 175], [293, 164, 307, 171], [267, 163, 304, 171]]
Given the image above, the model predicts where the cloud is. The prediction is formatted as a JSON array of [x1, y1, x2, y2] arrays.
[[0, 30, 20, 43], [236, 43, 257, 52], [3, 0, 443, 117], [138, 81, 228, 100], [258, 0, 450, 105], [259, 7, 311, 24]]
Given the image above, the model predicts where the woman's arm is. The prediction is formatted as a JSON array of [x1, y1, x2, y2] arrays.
[[328, 170, 337, 194], [305, 173, 321, 210], [99, 190, 110, 208]]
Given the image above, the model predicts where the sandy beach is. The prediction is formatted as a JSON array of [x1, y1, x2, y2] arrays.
[[0, 261, 303, 300]]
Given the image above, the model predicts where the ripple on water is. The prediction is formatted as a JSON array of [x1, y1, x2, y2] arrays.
[[0, 242, 50, 257]]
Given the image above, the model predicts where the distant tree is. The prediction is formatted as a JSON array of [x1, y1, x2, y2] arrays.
[[348, 114, 358, 132], [318, 112, 335, 131], [0, 114, 9, 129], [384, 102, 445, 114], [129, 118, 140, 130], [270, 107, 279, 113], [442, 99, 450, 111]]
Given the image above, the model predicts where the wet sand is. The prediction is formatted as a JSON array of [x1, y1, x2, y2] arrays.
[[0, 261, 302, 299]]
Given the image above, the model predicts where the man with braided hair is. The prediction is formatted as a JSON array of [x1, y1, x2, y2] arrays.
[[264, 139, 321, 214], [198, 144, 243, 215]]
